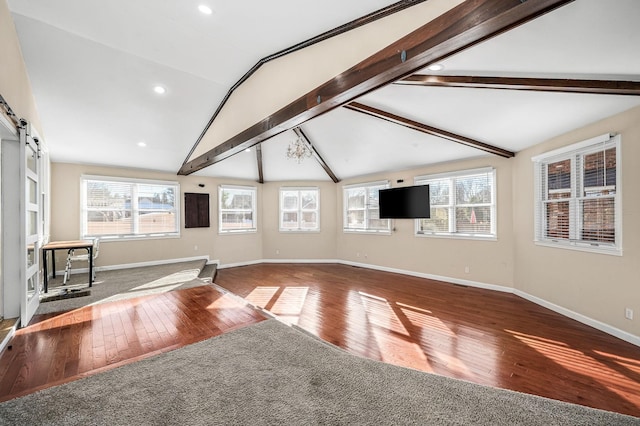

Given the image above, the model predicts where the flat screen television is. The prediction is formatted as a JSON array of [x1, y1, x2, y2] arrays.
[[379, 185, 430, 219]]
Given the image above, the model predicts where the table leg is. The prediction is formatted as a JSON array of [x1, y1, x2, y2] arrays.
[[51, 250, 56, 278], [88, 246, 93, 287], [43, 249, 49, 293]]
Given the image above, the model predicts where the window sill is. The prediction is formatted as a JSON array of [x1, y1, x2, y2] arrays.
[[279, 229, 321, 233], [535, 240, 622, 256], [88, 233, 180, 242], [219, 229, 257, 235], [415, 232, 497, 242], [343, 229, 391, 236]]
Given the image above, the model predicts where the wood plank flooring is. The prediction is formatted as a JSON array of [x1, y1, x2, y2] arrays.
[[0, 284, 267, 402], [215, 263, 640, 417], [0, 263, 638, 418]]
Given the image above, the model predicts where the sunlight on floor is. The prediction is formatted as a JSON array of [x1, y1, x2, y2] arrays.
[[506, 329, 639, 404], [90, 268, 201, 305], [245, 286, 280, 308], [358, 292, 408, 336]]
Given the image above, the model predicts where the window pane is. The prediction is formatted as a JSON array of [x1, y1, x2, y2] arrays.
[[545, 201, 569, 239], [300, 191, 317, 210], [347, 210, 365, 229], [282, 192, 298, 210], [419, 207, 449, 233], [138, 185, 175, 210], [221, 212, 254, 229], [87, 210, 132, 235], [282, 211, 299, 229], [367, 209, 388, 230], [429, 180, 449, 205], [547, 159, 571, 193], [455, 206, 491, 234], [581, 198, 615, 243], [138, 211, 176, 233], [301, 211, 317, 229], [347, 189, 365, 209], [455, 174, 491, 204], [28, 177, 37, 204]]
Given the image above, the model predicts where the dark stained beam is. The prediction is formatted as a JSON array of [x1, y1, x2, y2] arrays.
[[395, 75, 640, 95], [345, 102, 514, 158], [179, 0, 572, 175], [293, 127, 340, 183], [256, 144, 264, 184], [181, 0, 428, 169]]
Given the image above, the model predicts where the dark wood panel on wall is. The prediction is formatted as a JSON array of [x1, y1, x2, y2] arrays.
[[184, 192, 210, 228]]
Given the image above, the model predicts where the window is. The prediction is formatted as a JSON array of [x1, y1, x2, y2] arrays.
[[532, 133, 621, 255], [415, 168, 496, 239], [81, 175, 179, 239], [343, 181, 390, 233], [280, 187, 319, 232], [219, 185, 257, 233]]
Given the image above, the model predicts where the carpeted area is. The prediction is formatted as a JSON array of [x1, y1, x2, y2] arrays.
[[36, 259, 215, 315], [0, 319, 636, 425]]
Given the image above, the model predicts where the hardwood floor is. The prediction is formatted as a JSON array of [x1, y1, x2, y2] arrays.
[[0, 263, 638, 417], [215, 263, 640, 417], [0, 285, 267, 402]]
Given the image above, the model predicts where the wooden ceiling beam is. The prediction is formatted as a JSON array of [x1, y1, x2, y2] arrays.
[[179, 0, 572, 175], [293, 127, 340, 183], [345, 102, 514, 158], [395, 75, 640, 95], [256, 144, 264, 184]]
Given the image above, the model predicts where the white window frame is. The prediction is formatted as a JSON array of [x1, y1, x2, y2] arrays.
[[343, 180, 391, 234], [532, 133, 622, 256], [218, 184, 257, 234], [80, 175, 180, 240], [414, 167, 497, 240], [279, 187, 320, 232]]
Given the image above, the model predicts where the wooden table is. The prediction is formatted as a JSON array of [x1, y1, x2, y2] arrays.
[[42, 240, 94, 293]]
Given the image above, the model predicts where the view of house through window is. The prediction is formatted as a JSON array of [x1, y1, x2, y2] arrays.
[[533, 134, 620, 254], [280, 187, 319, 231], [81, 176, 179, 239], [219, 185, 257, 233], [343, 181, 390, 233], [415, 168, 496, 238]]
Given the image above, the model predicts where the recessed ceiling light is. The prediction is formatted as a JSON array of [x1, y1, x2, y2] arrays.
[[244, 148, 251, 152], [153, 85, 166, 95], [427, 63, 444, 71], [137, 142, 147, 147], [198, 5, 213, 15]]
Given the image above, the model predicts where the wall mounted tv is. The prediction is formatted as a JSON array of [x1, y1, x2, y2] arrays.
[[379, 185, 430, 219]]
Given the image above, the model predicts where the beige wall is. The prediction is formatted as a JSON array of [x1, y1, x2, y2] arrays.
[[0, 0, 41, 132], [50, 163, 263, 269], [261, 181, 337, 260], [336, 156, 516, 288], [513, 105, 640, 337]]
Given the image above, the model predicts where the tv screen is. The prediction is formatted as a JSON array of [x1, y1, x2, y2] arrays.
[[379, 185, 430, 219]]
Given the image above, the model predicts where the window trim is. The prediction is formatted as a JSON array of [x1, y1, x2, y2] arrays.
[[279, 186, 320, 233], [414, 167, 497, 240], [532, 133, 622, 256], [80, 174, 180, 241], [218, 184, 257, 234], [343, 180, 391, 235]]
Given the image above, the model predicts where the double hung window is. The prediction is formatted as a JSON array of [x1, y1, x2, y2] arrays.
[[415, 168, 496, 239], [532, 134, 621, 254], [81, 175, 179, 239], [219, 185, 257, 233], [280, 187, 320, 232]]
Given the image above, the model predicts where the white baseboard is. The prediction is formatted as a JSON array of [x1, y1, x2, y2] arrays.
[[513, 289, 640, 347], [216, 258, 640, 348]]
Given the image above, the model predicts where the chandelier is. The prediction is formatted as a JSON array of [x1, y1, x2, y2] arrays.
[[286, 136, 312, 163]]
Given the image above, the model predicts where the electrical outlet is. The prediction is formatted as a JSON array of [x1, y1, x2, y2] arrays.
[[364, 254, 368, 259], [625, 308, 633, 320], [464, 266, 470, 274], [194, 245, 198, 251], [356, 252, 360, 258], [276, 249, 280, 255]]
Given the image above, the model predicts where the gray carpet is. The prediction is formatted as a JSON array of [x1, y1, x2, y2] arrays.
[[0, 319, 637, 425], [36, 260, 213, 315]]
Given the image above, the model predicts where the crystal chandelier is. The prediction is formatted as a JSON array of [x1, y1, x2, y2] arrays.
[[286, 136, 312, 163]]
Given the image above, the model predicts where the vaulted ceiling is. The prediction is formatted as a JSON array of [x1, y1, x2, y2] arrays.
[[8, 0, 640, 182]]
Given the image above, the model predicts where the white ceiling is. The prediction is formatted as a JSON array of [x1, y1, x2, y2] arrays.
[[8, 0, 640, 182]]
